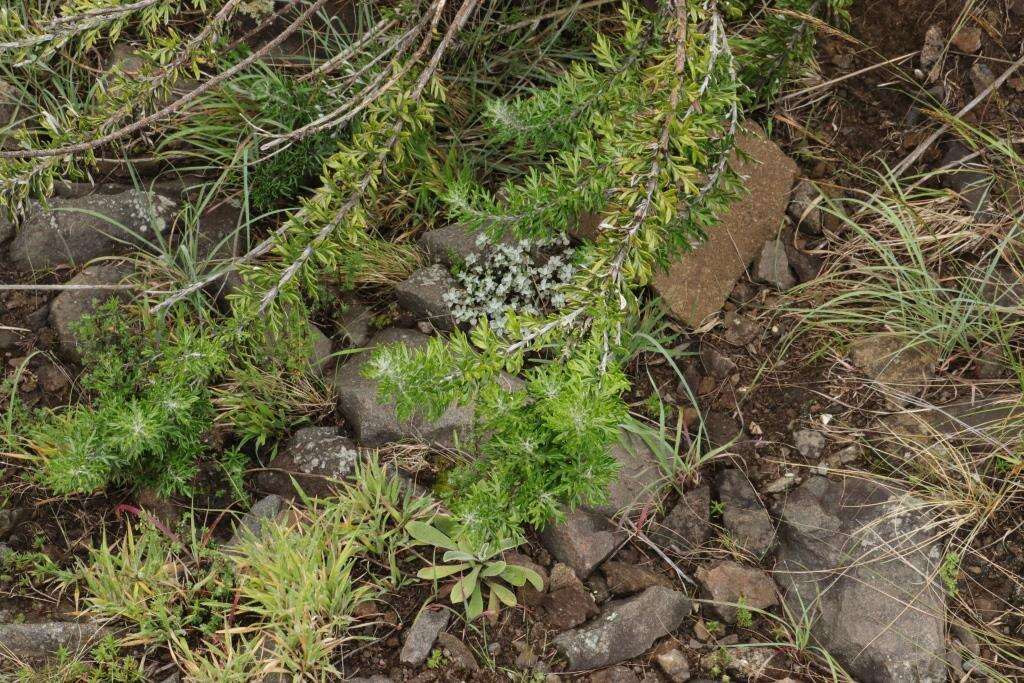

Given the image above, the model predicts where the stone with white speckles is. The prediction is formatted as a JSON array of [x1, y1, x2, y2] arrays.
[[256, 427, 365, 498], [9, 189, 177, 272], [553, 586, 691, 670]]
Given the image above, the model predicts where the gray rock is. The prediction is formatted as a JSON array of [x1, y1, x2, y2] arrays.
[[225, 494, 283, 548], [337, 298, 372, 347], [193, 202, 242, 263], [542, 566, 599, 631], [970, 62, 996, 97], [10, 189, 177, 271], [881, 393, 1024, 449], [920, 24, 944, 69], [708, 646, 776, 679], [589, 666, 640, 683], [650, 485, 711, 551], [716, 469, 774, 557], [951, 26, 982, 53], [394, 265, 457, 330], [721, 311, 758, 346], [939, 141, 991, 213], [754, 238, 795, 291], [655, 648, 690, 682], [0, 507, 28, 541], [0, 327, 23, 351], [49, 262, 134, 362], [539, 507, 625, 579], [332, 328, 473, 447], [400, 605, 449, 666], [589, 431, 663, 517], [792, 429, 826, 460], [436, 632, 480, 672], [695, 560, 777, 623], [978, 264, 1024, 312], [783, 240, 823, 283], [788, 178, 825, 235], [0, 621, 109, 661], [257, 427, 364, 498], [848, 334, 937, 402], [704, 410, 741, 448], [601, 561, 673, 596], [553, 586, 691, 670], [419, 223, 508, 268], [775, 476, 946, 682], [699, 345, 735, 379]]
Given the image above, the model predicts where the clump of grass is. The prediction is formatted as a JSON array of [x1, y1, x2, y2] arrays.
[[74, 456, 436, 680], [792, 175, 1022, 357], [786, 128, 1024, 682]]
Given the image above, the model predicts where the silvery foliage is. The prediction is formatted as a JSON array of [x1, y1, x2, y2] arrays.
[[443, 234, 576, 332]]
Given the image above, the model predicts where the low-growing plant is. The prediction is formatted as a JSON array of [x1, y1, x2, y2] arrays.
[[409, 518, 543, 620], [444, 235, 576, 332], [373, 334, 629, 543], [72, 454, 433, 679]]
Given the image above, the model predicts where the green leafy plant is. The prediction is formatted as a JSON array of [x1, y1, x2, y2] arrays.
[[940, 551, 961, 597], [426, 648, 447, 669], [408, 519, 542, 620], [24, 301, 228, 496], [735, 597, 753, 628]]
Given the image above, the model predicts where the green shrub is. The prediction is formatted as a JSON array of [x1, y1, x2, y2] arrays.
[[27, 301, 229, 496]]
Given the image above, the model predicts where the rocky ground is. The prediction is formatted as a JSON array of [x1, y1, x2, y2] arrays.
[[2, 1, 1024, 681]]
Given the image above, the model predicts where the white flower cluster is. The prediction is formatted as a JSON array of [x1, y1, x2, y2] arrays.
[[443, 234, 576, 332]]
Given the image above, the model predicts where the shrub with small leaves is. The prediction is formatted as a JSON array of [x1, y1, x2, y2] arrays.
[[25, 301, 229, 496]]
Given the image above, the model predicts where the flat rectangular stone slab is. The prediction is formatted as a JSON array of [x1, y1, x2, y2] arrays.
[[652, 124, 798, 327]]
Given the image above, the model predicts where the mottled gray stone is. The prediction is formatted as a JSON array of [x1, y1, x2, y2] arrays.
[[650, 485, 711, 551], [419, 223, 509, 268], [848, 334, 938, 403], [553, 586, 691, 670], [539, 508, 624, 579], [225, 494, 283, 548], [257, 427, 364, 498], [10, 189, 177, 271], [695, 560, 777, 623], [754, 237, 795, 290], [394, 264, 457, 330], [49, 262, 134, 362], [774, 476, 946, 682], [716, 469, 774, 557], [589, 431, 664, 518], [0, 621, 110, 661], [400, 606, 449, 666]]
